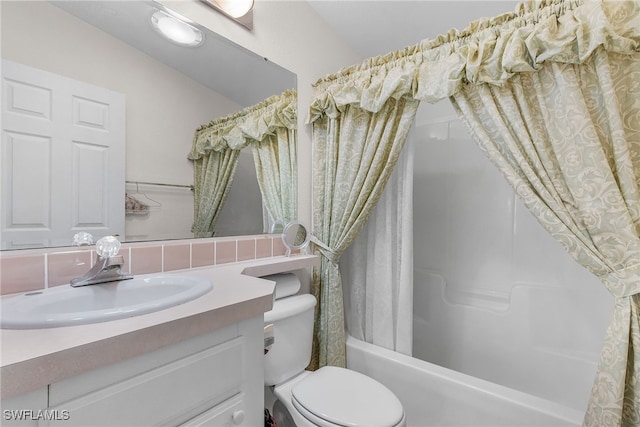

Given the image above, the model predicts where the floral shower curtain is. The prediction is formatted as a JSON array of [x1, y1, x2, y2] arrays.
[[189, 90, 297, 236], [453, 50, 640, 425], [309, 0, 639, 423], [446, 3, 640, 424], [308, 80, 419, 367]]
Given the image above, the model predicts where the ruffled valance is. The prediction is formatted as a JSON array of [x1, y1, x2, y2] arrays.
[[308, 0, 640, 122], [189, 89, 297, 160]]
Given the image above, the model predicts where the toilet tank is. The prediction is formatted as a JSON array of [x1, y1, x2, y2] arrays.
[[264, 294, 317, 386]]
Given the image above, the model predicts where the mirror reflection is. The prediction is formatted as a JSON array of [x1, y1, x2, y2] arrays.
[[0, 0, 297, 250], [189, 88, 297, 238], [270, 220, 286, 235]]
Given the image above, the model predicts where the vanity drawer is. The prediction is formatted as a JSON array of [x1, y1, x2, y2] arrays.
[[42, 337, 244, 427]]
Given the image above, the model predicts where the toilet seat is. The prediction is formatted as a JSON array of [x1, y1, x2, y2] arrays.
[[291, 366, 405, 427]]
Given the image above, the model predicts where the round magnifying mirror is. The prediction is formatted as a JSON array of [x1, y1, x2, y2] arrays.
[[281, 221, 310, 256]]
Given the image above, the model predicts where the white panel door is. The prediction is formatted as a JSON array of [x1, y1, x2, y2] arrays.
[[1, 59, 125, 249]]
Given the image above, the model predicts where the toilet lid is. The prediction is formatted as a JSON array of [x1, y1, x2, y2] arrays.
[[292, 366, 404, 427]]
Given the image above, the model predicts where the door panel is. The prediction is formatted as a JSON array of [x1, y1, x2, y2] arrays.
[[1, 59, 125, 249]]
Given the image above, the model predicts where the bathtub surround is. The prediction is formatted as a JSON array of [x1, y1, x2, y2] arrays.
[[308, 0, 640, 424], [412, 115, 611, 410], [346, 336, 584, 426], [189, 90, 298, 237]]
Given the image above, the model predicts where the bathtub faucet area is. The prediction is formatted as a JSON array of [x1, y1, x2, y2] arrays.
[[71, 236, 132, 287]]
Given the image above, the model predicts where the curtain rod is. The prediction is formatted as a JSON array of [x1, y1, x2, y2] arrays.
[[126, 180, 193, 190]]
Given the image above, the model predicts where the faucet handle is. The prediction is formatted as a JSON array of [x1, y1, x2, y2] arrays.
[[73, 231, 94, 246], [96, 236, 121, 258]]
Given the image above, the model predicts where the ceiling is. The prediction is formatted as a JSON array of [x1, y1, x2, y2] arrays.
[[307, 1, 521, 59], [50, 0, 522, 103]]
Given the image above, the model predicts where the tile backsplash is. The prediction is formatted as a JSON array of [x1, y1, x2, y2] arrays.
[[0, 235, 287, 295]]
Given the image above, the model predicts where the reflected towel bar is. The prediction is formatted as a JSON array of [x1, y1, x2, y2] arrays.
[[126, 180, 194, 191]]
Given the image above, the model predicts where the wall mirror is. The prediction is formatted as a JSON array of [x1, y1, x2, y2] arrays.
[[1, 0, 296, 250]]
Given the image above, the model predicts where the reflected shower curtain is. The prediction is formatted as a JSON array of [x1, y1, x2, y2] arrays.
[[251, 90, 298, 226], [252, 130, 297, 226], [309, 0, 640, 422], [189, 90, 297, 236], [190, 148, 240, 237]]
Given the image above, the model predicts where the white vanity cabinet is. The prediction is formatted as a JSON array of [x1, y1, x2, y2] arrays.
[[1, 388, 49, 427], [1, 256, 320, 427], [2, 317, 263, 427]]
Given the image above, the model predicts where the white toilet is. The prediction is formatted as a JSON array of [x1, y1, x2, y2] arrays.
[[264, 292, 406, 427]]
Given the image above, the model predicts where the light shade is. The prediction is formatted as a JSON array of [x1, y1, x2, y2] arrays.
[[200, 0, 254, 30], [150, 9, 203, 47], [213, 0, 254, 18]]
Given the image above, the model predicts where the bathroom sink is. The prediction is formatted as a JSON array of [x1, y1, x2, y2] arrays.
[[0, 275, 213, 329]]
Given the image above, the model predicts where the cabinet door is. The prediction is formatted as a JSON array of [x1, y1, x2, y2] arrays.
[[1, 59, 125, 249], [41, 337, 244, 427], [180, 394, 246, 427], [0, 388, 48, 427]]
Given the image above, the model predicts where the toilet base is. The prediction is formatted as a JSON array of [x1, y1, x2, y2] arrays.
[[272, 399, 297, 427], [270, 371, 316, 427]]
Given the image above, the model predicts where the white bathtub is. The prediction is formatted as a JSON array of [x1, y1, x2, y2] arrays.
[[345, 335, 584, 426]]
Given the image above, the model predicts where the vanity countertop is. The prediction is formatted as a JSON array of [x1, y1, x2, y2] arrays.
[[0, 255, 319, 400]]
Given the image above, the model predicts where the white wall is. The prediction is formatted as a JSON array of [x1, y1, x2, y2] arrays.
[[412, 102, 614, 412]]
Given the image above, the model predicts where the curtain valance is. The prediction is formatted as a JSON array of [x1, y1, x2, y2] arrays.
[[189, 89, 297, 160], [308, 0, 639, 121]]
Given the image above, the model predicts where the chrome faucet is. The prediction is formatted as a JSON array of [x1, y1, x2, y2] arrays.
[[71, 236, 133, 287]]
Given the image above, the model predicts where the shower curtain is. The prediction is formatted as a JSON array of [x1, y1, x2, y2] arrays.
[[308, 92, 419, 368], [308, 0, 639, 424], [449, 28, 640, 427], [189, 90, 297, 236], [341, 128, 414, 356]]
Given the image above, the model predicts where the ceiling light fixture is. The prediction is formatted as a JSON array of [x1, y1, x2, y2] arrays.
[[215, 0, 254, 18], [200, 0, 254, 30], [150, 9, 204, 47]]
